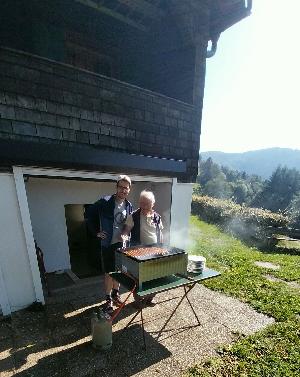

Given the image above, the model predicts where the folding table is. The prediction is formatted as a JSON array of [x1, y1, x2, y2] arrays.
[[110, 268, 221, 349]]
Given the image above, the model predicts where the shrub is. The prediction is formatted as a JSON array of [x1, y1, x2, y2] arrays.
[[192, 195, 289, 246]]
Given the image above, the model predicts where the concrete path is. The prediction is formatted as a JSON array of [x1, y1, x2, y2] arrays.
[[0, 275, 274, 377]]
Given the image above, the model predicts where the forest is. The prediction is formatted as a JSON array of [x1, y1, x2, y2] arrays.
[[194, 157, 300, 227]]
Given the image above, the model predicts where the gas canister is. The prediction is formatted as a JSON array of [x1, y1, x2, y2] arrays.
[[91, 311, 112, 350]]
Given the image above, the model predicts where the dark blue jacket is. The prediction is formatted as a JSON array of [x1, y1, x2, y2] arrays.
[[86, 195, 133, 247]]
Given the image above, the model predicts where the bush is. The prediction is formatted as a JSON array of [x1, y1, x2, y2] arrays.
[[192, 195, 289, 246]]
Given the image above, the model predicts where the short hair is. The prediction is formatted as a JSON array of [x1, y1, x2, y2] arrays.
[[140, 190, 155, 204], [117, 174, 131, 187]]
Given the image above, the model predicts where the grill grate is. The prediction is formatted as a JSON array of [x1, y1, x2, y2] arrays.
[[120, 245, 185, 261]]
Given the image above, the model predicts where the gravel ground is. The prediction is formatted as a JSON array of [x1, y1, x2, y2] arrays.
[[0, 275, 274, 377]]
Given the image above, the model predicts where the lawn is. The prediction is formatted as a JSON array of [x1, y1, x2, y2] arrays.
[[186, 216, 300, 377]]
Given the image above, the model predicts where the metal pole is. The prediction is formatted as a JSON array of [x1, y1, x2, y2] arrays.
[[98, 211, 104, 273]]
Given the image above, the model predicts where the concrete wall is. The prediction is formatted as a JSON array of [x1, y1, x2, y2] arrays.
[[26, 177, 172, 272], [0, 174, 36, 312]]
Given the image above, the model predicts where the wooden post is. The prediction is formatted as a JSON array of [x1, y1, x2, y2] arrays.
[[13, 166, 45, 305]]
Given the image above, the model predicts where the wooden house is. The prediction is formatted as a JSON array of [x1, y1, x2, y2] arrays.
[[0, 0, 251, 315]]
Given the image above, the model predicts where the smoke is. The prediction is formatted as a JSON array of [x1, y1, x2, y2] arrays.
[[163, 222, 198, 252], [223, 216, 260, 244]]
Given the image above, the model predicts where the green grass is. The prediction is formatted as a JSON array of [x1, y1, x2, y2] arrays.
[[186, 216, 300, 377]]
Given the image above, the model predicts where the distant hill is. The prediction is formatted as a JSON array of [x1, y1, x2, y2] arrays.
[[200, 148, 300, 179]]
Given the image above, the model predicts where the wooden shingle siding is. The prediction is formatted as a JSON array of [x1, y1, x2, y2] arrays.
[[0, 48, 199, 181]]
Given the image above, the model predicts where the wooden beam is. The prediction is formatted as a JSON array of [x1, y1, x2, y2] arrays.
[[118, 0, 164, 20], [74, 0, 147, 31], [21, 167, 173, 183], [13, 166, 45, 306]]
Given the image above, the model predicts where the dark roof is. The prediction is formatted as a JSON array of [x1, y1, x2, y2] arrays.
[[74, 0, 252, 36], [210, 0, 252, 36], [0, 139, 186, 177]]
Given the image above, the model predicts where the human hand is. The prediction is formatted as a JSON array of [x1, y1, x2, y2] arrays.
[[120, 234, 129, 249], [96, 231, 107, 239], [120, 234, 129, 242]]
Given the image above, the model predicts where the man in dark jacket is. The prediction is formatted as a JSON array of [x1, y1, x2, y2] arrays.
[[86, 175, 133, 313]]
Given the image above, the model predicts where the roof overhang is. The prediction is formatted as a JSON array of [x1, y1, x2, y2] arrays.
[[0, 139, 186, 178], [207, 0, 252, 57], [210, 0, 252, 37], [72, 0, 252, 37], [73, 0, 165, 32]]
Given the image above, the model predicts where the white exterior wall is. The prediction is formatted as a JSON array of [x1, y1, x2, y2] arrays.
[[0, 174, 36, 313], [0, 168, 192, 314], [170, 182, 193, 250], [26, 178, 173, 272], [26, 178, 119, 272]]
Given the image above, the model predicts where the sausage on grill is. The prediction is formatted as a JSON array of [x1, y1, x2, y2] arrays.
[[123, 247, 167, 258]]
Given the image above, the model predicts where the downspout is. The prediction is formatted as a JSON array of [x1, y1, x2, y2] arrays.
[[206, 33, 220, 58]]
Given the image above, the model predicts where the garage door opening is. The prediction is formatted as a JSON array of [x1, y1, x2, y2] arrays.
[[65, 204, 102, 278]]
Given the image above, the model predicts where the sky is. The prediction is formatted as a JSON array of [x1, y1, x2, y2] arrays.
[[200, 0, 300, 153]]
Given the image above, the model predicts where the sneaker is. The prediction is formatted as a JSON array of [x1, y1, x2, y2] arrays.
[[111, 294, 123, 307], [102, 299, 113, 315], [145, 298, 156, 307], [144, 294, 155, 307]]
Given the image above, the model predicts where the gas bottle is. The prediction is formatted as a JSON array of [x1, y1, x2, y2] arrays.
[[91, 311, 112, 350]]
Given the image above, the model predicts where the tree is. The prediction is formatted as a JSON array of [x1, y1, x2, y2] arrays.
[[197, 158, 265, 204], [203, 175, 232, 199], [232, 181, 249, 204], [193, 183, 202, 196], [286, 193, 300, 226], [252, 166, 300, 212], [198, 158, 222, 186]]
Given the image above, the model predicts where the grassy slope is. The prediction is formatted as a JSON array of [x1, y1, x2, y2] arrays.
[[186, 216, 300, 377]]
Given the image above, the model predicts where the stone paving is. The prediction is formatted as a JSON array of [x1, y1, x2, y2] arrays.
[[254, 261, 281, 270], [0, 275, 274, 377]]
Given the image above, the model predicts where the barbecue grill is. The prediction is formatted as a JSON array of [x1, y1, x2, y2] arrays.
[[115, 245, 188, 289]]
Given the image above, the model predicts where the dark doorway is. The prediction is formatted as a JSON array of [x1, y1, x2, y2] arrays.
[[65, 204, 102, 278]]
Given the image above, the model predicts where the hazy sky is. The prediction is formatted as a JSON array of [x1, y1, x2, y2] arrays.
[[200, 0, 300, 153]]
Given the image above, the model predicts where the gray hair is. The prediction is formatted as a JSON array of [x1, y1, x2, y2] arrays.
[[140, 190, 155, 203]]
